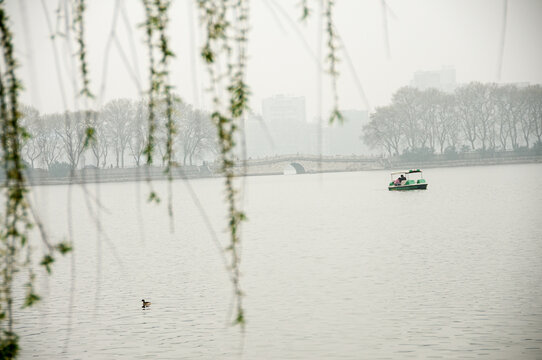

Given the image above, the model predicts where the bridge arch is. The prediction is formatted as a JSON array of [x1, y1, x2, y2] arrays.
[[289, 162, 306, 174]]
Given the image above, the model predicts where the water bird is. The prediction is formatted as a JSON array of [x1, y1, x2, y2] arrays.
[[141, 299, 151, 308]]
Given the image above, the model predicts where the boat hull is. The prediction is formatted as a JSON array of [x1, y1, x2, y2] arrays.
[[388, 183, 428, 191]]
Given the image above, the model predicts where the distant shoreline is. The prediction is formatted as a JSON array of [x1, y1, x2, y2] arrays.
[[4, 154, 542, 187], [383, 154, 542, 171]]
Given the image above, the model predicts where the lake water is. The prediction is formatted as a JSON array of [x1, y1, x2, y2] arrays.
[[13, 163, 542, 359]]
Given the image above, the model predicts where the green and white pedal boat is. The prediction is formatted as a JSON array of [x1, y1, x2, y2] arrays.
[[388, 169, 428, 191]]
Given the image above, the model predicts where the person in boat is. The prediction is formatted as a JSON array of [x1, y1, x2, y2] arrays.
[[399, 174, 407, 184], [394, 177, 401, 186]]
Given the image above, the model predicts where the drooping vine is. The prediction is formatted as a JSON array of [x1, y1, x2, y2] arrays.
[[0, 6, 70, 359], [297, 0, 342, 123], [228, 0, 250, 327], [141, 0, 176, 208], [142, 0, 157, 169], [0, 7, 33, 357], [155, 0, 176, 218], [73, 0, 96, 149], [197, 0, 250, 328], [73, 0, 92, 100], [299, 0, 311, 21], [324, 0, 342, 124]]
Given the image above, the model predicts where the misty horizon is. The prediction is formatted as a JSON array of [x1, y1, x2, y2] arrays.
[[8, 0, 542, 122]]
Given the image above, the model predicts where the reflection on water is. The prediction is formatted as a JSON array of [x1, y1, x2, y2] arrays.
[[14, 163, 542, 359]]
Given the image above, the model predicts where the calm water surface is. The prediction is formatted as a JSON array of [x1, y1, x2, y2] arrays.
[[14, 163, 542, 359]]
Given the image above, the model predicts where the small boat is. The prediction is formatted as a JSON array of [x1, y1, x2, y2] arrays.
[[388, 169, 428, 191]]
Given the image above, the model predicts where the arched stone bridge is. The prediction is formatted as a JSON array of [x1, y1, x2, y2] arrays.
[[222, 155, 385, 175]]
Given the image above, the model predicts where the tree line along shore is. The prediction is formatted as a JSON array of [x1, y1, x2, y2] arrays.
[[7, 82, 542, 186], [363, 83, 542, 158]]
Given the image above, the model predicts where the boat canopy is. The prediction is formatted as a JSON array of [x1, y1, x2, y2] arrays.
[[390, 169, 422, 176]]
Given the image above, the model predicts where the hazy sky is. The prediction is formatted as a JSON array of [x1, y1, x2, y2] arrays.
[[7, 0, 542, 121]]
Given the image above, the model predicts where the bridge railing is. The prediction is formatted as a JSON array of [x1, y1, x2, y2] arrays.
[[234, 154, 384, 166]]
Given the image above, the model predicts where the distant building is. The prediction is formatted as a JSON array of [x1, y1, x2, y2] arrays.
[[324, 110, 369, 155], [410, 66, 456, 93], [244, 113, 274, 158], [262, 94, 306, 124], [243, 96, 371, 157], [261, 94, 308, 155]]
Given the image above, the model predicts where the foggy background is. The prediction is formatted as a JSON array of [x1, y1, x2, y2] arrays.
[[6, 0, 542, 161]]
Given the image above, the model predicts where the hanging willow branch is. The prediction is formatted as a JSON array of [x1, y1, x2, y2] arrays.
[[0, 7, 26, 357], [228, 0, 250, 327], [72, 0, 96, 148], [155, 0, 176, 218], [197, 0, 249, 328], [297, 0, 342, 122], [0, 6, 71, 359], [141, 0, 176, 207], [324, 0, 342, 124], [73, 0, 92, 99], [142, 0, 157, 169], [299, 0, 311, 21]]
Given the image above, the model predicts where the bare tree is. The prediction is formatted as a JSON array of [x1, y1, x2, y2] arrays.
[[526, 85, 542, 144], [433, 93, 457, 153], [127, 100, 148, 166], [392, 87, 423, 150], [178, 107, 215, 165], [519, 86, 534, 148], [417, 88, 443, 151], [455, 83, 480, 150], [474, 83, 498, 151], [362, 105, 403, 156], [507, 87, 527, 150], [102, 99, 134, 168], [20, 105, 42, 168], [37, 114, 63, 169], [56, 111, 86, 169], [494, 85, 516, 150]]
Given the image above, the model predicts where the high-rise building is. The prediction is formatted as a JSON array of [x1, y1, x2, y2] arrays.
[[244, 96, 371, 157], [262, 95, 306, 124], [261, 95, 307, 155], [243, 113, 274, 158], [410, 66, 456, 93]]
